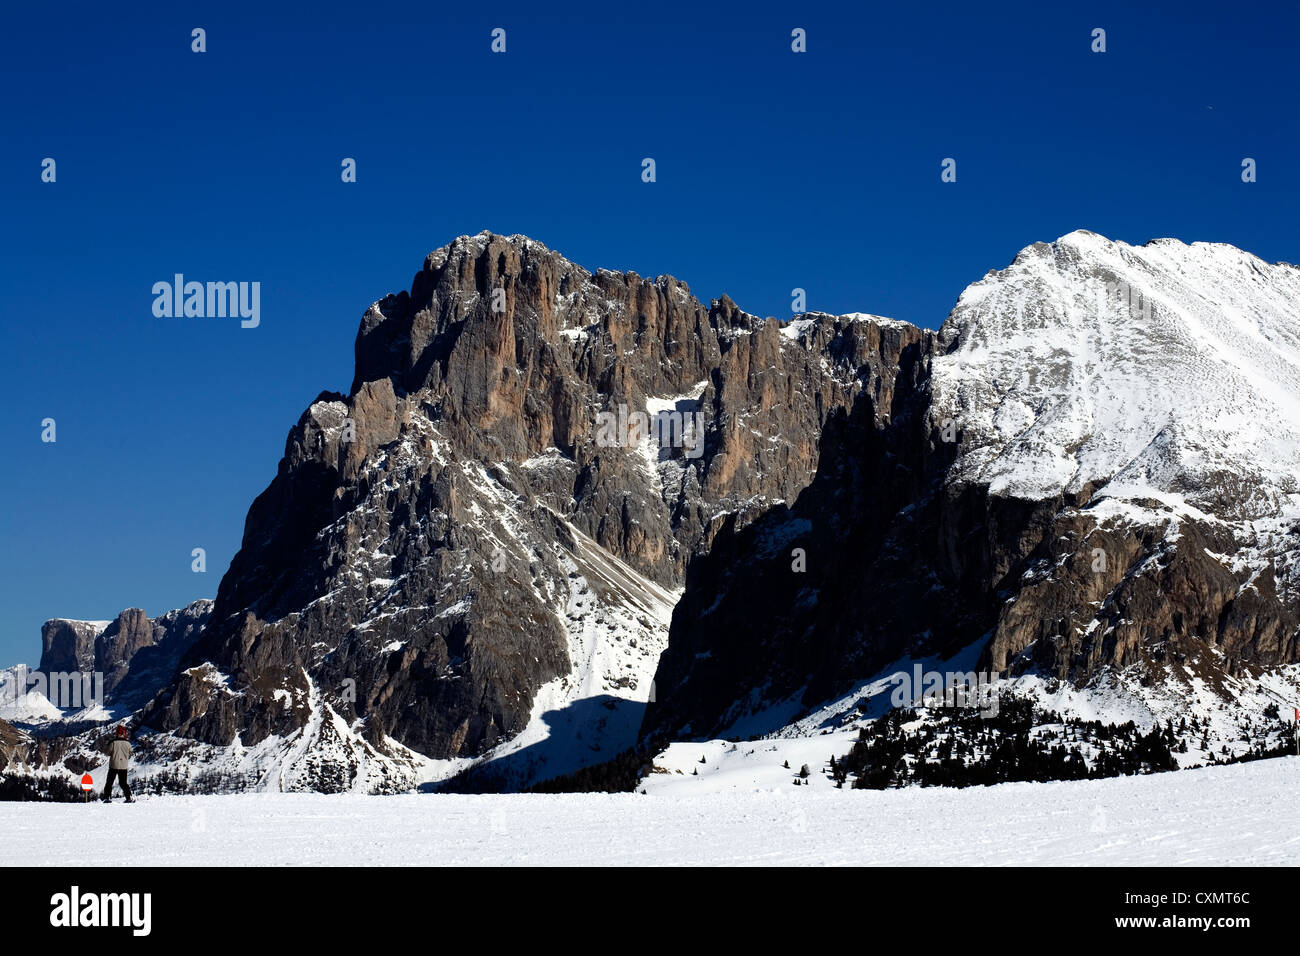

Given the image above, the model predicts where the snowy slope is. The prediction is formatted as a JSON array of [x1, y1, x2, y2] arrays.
[[644, 657, 1300, 797], [932, 230, 1300, 521], [0, 666, 63, 723], [6, 757, 1298, 866], [424, 513, 678, 789]]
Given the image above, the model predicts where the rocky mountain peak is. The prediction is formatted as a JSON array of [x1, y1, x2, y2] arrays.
[[130, 233, 919, 787]]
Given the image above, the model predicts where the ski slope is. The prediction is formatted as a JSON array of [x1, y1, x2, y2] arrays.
[[5, 756, 1297, 866]]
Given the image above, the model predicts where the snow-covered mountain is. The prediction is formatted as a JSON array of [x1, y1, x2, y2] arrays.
[[935, 231, 1300, 517]]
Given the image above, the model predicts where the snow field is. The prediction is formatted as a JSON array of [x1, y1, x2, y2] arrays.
[[5, 757, 1297, 867]]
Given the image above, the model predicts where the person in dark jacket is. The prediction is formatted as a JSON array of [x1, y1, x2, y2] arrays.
[[102, 725, 133, 803]]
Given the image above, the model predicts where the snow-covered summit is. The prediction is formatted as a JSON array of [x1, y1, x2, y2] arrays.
[[932, 230, 1300, 520]]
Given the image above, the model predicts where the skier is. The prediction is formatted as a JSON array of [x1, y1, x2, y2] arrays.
[[102, 725, 134, 803]]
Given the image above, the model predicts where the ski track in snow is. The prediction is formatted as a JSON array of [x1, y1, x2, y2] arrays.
[[5, 757, 1298, 866]]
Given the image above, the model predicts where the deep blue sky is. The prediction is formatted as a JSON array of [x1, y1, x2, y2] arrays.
[[2, 0, 1297, 665]]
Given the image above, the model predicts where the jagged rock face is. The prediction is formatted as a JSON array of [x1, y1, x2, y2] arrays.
[[96, 609, 153, 693], [643, 232, 1300, 741], [983, 510, 1298, 679], [642, 334, 956, 739], [100, 602, 213, 710], [143, 233, 900, 765], [39, 620, 104, 675]]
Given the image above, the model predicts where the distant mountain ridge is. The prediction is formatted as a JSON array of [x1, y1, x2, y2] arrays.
[[38, 602, 213, 713]]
